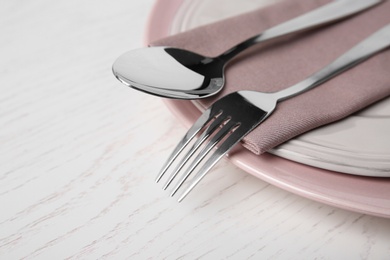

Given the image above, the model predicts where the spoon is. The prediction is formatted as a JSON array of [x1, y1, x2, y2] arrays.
[[113, 0, 382, 99]]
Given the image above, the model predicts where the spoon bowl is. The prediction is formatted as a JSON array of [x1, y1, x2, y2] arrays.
[[113, 47, 225, 99]]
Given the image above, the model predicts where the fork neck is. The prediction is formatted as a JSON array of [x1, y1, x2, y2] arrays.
[[273, 57, 366, 102], [272, 77, 322, 102]]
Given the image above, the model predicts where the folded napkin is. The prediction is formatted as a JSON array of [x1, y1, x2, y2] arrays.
[[150, 0, 390, 154]]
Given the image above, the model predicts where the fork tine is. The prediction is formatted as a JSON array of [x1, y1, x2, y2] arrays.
[[162, 113, 228, 190], [155, 110, 213, 183], [176, 126, 248, 202], [170, 120, 239, 197]]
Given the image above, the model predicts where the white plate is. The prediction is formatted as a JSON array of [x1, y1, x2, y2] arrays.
[[169, 0, 390, 177]]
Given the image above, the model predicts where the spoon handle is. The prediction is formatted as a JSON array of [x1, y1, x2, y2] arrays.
[[274, 23, 390, 101], [220, 0, 383, 61]]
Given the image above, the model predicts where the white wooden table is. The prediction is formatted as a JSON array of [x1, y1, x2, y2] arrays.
[[1, 1, 389, 259]]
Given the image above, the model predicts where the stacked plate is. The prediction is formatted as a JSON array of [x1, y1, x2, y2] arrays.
[[146, 0, 390, 217]]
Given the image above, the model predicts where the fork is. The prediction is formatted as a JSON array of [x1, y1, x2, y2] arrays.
[[156, 23, 390, 202]]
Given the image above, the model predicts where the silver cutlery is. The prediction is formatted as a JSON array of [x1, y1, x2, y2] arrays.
[[157, 23, 390, 201], [113, 0, 382, 99]]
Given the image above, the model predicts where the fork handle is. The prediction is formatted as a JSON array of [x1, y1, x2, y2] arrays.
[[274, 23, 390, 102], [257, 0, 382, 42], [219, 0, 382, 61]]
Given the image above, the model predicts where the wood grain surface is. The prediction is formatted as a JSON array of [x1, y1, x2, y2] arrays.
[[1, 0, 389, 259]]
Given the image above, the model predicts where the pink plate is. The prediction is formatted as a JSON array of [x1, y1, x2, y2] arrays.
[[145, 0, 390, 218]]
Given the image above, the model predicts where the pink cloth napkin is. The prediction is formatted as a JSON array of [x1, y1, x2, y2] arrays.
[[150, 0, 390, 154]]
